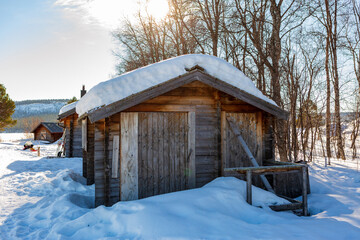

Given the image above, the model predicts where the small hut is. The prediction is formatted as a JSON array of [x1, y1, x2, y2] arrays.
[[76, 55, 302, 207], [58, 86, 87, 159], [32, 122, 63, 142]]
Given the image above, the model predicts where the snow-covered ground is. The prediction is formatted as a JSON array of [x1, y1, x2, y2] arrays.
[[0, 134, 360, 239]]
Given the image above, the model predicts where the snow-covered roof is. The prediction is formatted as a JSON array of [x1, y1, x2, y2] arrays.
[[76, 54, 279, 118], [59, 101, 77, 116], [31, 122, 63, 134]]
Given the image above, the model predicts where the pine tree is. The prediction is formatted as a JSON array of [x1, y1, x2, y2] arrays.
[[0, 84, 16, 131], [67, 96, 77, 104]]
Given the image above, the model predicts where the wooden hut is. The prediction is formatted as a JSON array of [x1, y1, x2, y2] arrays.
[[31, 122, 63, 142], [77, 55, 297, 207], [58, 101, 82, 158], [58, 86, 87, 159]]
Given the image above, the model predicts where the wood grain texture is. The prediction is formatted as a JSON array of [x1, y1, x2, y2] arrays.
[[120, 112, 139, 201], [112, 135, 119, 178], [138, 112, 190, 198], [86, 121, 95, 185], [188, 112, 196, 188], [94, 120, 105, 207]]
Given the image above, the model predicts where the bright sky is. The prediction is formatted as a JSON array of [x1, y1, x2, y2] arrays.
[[0, 0, 169, 101]]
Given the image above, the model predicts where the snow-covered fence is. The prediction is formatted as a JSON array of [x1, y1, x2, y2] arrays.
[[224, 162, 309, 216]]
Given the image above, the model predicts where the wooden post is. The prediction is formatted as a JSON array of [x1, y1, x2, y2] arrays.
[[37, 147, 40, 157], [120, 112, 139, 201], [104, 118, 110, 206], [112, 135, 119, 178], [246, 170, 252, 205], [69, 119, 74, 157], [188, 112, 196, 188], [302, 166, 308, 216], [221, 111, 227, 176]]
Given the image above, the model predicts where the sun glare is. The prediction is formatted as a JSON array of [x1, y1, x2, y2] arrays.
[[146, 0, 169, 21]]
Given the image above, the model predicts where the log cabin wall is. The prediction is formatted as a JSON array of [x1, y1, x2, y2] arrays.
[[125, 81, 265, 187], [34, 126, 54, 142], [82, 118, 95, 185], [92, 81, 270, 206], [94, 119, 105, 206], [94, 115, 121, 206], [63, 114, 82, 158], [125, 81, 223, 187]]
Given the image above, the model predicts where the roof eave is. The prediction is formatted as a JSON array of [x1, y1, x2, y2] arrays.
[[58, 108, 77, 120], [86, 69, 288, 122]]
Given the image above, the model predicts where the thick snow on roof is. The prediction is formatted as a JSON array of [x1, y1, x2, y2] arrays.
[[59, 101, 77, 115], [76, 54, 277, 116]]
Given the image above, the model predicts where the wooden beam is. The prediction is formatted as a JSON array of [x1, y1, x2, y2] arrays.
[[302, 166, 309, 216], [120, 112, 139, 201], [246, 170, 252, 205], [112, 135, 119, 178], [224, 165, 304, 175], [104, 117, 110, 206], [220, 111, 227, 176], [188, 112, 196, 188], [269, 202, 303, 211], [82, 119, 87, 151], [58, 108, 76, 120], [226, 116, 274, 193], [125, 104, 196, 112], [221, 105, 259, 112], [69, 118, 74, 157]]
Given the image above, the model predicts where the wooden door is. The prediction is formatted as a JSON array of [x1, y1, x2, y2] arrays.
[[120, 112, 195, 201], [221, 112, 262, 169]]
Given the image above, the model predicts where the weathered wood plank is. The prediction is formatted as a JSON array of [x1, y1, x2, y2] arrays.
[[175, 114, 181, 191], [221, 111, 226, 176], [138, 113, 145, 199], [227, 116, 274, 193], [86, 121, 95, 185], [246, 170, 252, 205], [104, 118, 110, 206], [224, 164, 305, 174], [169, 113, 175, 192], [163, 114, 170, 194], [94, 120, 105, 207], [153, 113, 159, 196], [302, 166, 308, 216], [112, 135, 119, 178], [269, 203, 303, 211], [158, 113, 165, 194], [125, 104, 196, 112], [120, 112, 139, 201], [188, 112, 196, 189], [147, 113, 154, 197]]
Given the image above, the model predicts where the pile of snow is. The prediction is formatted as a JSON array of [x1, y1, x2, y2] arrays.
[[59, 101, 77, 115], [76, 54, 277, 116], [1, 139, 360, 239]]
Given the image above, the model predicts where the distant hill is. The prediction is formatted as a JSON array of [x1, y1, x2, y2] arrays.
[[5, 99, 69, 133]]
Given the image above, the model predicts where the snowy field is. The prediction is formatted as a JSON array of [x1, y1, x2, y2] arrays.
[[0, 134, 360, 239]]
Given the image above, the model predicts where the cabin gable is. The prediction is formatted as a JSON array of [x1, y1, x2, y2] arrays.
[[86, 70, 287, 123]]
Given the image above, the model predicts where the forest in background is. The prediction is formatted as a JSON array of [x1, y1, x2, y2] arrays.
[[5, 99, 68, 133], [113, 0, 360, 162]]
